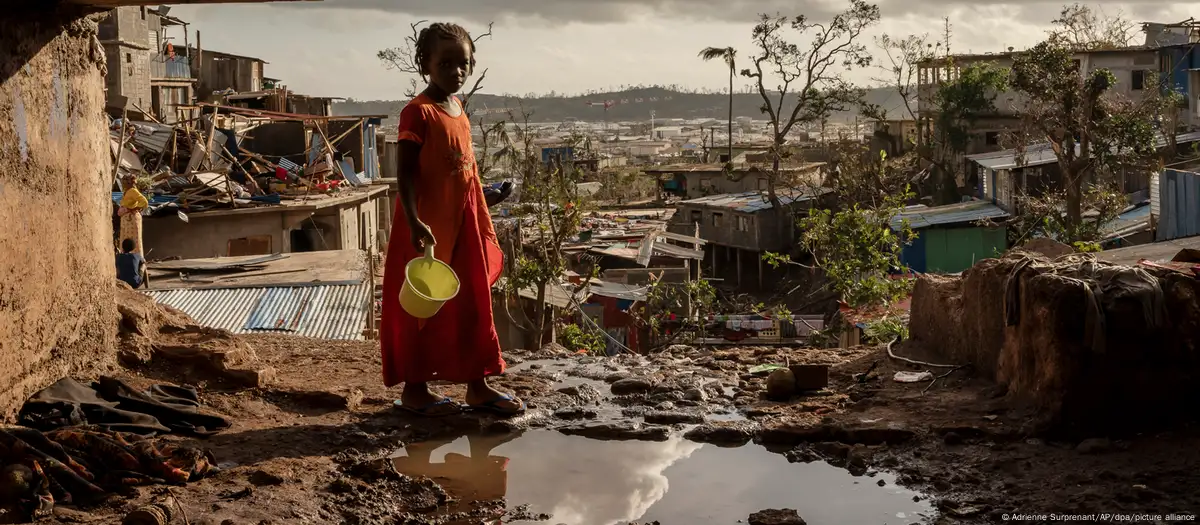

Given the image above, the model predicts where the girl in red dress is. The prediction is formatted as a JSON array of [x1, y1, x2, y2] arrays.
[[380, 23, 524, 417]]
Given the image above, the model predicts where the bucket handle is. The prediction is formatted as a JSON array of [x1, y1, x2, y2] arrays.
[[422, 237, 436, 260]]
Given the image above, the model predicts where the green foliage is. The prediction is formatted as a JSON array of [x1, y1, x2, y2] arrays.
[[1009, 34, 1171, 241], [863, 316, 909, 344], [1014, 184, 1128, 245], [638, 278, 718, 344], [559, 323, 605, 355], [933, 62, 1010, 152], [794, 149, 916, 309], [870, 23, 1009, 205]]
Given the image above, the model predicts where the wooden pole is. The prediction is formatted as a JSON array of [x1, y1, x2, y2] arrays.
[[110, 107, 129, 187], [368, 247, 377, 339]]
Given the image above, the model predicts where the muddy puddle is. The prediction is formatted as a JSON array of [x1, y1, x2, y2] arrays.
[[392, 430, 931, 525]]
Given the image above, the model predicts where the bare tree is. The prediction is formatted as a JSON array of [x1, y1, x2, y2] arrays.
[[377, 21, 495, 116], [1048, 4, 1138, 51], [871, 20, 1008, 205], [740, 0, 881, 214]]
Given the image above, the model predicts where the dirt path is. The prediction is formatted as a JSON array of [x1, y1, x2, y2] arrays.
[[21, 331, 1200, 525]]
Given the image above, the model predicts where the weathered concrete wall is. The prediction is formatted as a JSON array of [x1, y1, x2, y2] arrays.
[[143, 211, 295, 260], [97, 7, 151, 111], [0, 9, 117, 418]]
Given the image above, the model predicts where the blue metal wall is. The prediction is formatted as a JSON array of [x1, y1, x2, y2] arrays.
[[900, 233, 927, 273], [1156, 168, 1200, 241]]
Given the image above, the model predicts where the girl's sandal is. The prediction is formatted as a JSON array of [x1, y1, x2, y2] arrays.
[[394, 397, 463, 417], [466, 394, 526, 417]]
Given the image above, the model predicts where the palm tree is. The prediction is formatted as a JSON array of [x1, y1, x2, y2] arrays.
[[698, 46, 736, 164]]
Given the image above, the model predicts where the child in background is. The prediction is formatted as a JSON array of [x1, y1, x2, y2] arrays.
[[115, 238, 145, 289], [380, 22, 524, 417]]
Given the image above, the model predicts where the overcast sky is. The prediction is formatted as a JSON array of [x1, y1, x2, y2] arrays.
[[168, 1, 1193, 101]]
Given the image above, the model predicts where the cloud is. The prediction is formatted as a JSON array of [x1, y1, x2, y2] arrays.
[[278, 0, 1175, 25]]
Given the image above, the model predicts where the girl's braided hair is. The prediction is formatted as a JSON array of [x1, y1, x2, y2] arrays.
[[414, 23, 476, 77]]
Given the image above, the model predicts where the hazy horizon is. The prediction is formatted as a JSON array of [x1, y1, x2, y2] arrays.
[[168, 1, 1193, 101]]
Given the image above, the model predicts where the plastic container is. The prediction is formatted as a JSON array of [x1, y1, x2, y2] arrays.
[[399, 243, 460, 318]]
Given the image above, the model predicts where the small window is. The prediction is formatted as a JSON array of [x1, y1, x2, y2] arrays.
[[1132, 70, 1146, 90], [690, 210, 702, 223], [736, 215, 752, 232], [985, 132, 1000, 146], [711, 212, 724, 227], [125, 53, 132, 63], [757, 178, 768, 190]]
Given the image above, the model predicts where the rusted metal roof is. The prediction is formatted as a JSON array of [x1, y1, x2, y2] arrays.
[[143, 283, 369, 340]]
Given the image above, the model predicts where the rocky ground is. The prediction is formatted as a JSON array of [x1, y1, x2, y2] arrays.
[[12, 293, 1200, 525]]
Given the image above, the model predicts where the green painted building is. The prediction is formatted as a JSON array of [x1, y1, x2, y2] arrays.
[[891, 201, 1010, 274]]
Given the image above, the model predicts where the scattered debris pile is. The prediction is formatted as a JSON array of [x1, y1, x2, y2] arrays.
[[109, 105, 380, 217], [0, 425, 218, 521], [910, 251, 1200, 433]]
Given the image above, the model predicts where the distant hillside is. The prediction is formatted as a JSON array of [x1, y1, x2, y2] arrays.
[[334, 86, 907, 124]]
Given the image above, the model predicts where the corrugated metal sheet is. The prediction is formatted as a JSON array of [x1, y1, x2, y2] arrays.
[[127, 122, 176, 154], [969, 132, 1200, 171], [681, 188, 828, 213], [891, 201, 1009, 230], [1156, 168, 1200, 241], [244, 287, 316, 331], [1103, 203, 1151, 238], [1151, 172, 1161, 218], [143, 283, 369, 340]]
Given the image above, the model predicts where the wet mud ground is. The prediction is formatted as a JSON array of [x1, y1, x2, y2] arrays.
[[19, 335, 1200, 525]]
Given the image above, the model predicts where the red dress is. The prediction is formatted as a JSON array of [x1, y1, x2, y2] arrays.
[[380, 94, 505, 386]]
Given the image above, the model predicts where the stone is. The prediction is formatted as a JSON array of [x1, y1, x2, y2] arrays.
[[847, 446, 873, 470], [644, 411, 704, 425], [684, 424, 753, 446], [557, 383, 602, 401], [788, 364, 830, 391], [611, 377, 654, 395], [559, 422, 670, 442], [943, 432, 964, 446], [554, 407, 599, 420], [765, 368, 797, 401], [223, 367, 277, 388], [683, 387, 708, 402], [1075, 438, 1112, 454], [248, 469, 286, 486], [748, 508, 807, 525]]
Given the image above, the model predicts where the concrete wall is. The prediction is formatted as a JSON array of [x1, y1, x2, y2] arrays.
[[98, 7, 152, 111], [0, 9, 117, 418], [143, 210, 298, 260], [669, 204, 793, 252], [143, 195, 384, 260]]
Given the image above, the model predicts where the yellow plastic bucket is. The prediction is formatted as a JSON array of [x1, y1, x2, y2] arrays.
[[399, 244, 460, 319]]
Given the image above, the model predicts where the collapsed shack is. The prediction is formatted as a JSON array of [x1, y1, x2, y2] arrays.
[[109, 104, 386, 221], [909, 251, 1200, 435]]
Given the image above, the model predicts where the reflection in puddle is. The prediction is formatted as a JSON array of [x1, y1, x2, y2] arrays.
[[392, 431, 930, 525]]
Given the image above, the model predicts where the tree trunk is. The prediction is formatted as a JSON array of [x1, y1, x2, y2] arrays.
[[1065, 174, 1084, 236], [531, 283, 547, 350], [727, 65, 734, 162]]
